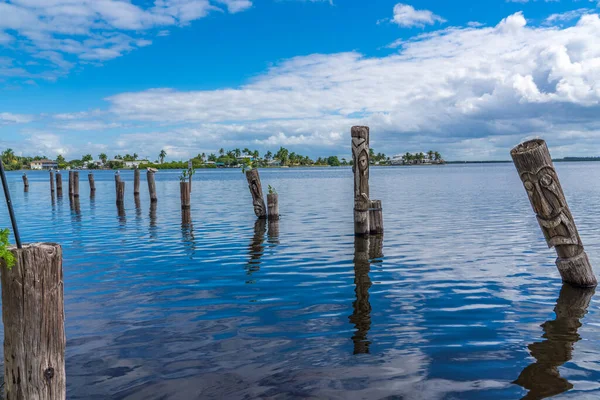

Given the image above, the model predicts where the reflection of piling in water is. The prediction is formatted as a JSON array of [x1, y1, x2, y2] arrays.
[[267, 219, 280, 244], [514, 284, 595, 400], [182, 208, 192, 226], [149, 202, 157, 238], [247, 219, 267, 275], [134, 168, 140, 196], [135, 195, 141, 220], [117, 203, 126, 222], [349, 236, 373, 354]]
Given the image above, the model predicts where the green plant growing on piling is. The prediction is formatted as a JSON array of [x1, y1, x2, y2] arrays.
[[268, 185, 277, 195], [179, 168, 195, 182], [0, 229, 15, 269]]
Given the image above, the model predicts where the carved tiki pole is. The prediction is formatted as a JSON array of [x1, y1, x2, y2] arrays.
[[352, 126, 370, 236], [245, 169, 267, 219], [511, 139, 597, 287]]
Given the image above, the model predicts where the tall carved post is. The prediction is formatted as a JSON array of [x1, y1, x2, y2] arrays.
[[245, 169, 267, 219], [134, 168, 140, 196], [511, 139, 597, 287], [50, 170, 55, 196], [22, 173, 29, 192], [349, 236, 372, 354], [352, 126, 370, 236], [56, 172, 63, 197], [72, 171, 79, 198], [147, 170, 157, 202], [1, 243, 66, 400], [514, 284, 595, 398]]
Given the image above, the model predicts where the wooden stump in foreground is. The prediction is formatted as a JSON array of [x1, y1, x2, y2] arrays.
[[147, 171, 157, 203], [180, 181, 191, 210], [245, 169, 267, 219], [55, 173, 63, 197], [369, 200, 383, 235], [88, 173, 95, 194], [267, 193, 279, 220], [116, 180, 125, 205], [1, 243, 66, 400], [511, 139, 597, 287]]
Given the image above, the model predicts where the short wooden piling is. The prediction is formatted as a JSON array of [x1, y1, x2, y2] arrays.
[[134, 168, 140, 196], [267, 193, 279, 220], [88, 172, 96, 194], [180, 181, 191, 210], [56, 172, 63, 197], [22, 173, 29, 192], [369, 200, 383, 234], [352, 126, 370, 236], [1, 243, 66, 400], [116, 180, 125, 205], [511, 139, 597, 287], [147, 170, 157, 202], [73, 171, 80, 198], [245, 169, 267, 219], [50, 170, 55, 195], [68, 171, 74, 197], [115, 171, 121, 192]]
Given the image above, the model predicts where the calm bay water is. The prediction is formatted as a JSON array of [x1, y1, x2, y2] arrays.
[[1, 164, 600, 399]]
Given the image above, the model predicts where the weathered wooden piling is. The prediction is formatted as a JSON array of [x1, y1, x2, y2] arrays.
[[180, 181, 191, 209], [1, 243, 66, 400], [134, 168, 140, 196], [116, 180, 125, 205], [147, 170, 157, 202], [22, 173, 29, 192], [68, 171, 74, 197], [114, 171, 120, 192], [352, 126, 370, 236], [72, 171, 80, 198], [268, 219, 280, 244], [88, 172, 95, 194], [245, 169, 267, 219], [369, 200, 383, 234], [267, 193, 279, 220], [511, 139, 597, 287], [514, 284, 595, 398], [350, 236, 372, 354], [50, 170, 55, 195], [56, 172, 63, 197]]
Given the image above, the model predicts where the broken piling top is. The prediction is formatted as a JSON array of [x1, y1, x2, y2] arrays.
[[510, 138, 597, 287]]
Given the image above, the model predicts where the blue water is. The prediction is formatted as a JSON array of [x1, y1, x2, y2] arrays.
[[1, 164, 600, 399]]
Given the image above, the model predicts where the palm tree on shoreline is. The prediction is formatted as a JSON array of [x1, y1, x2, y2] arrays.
[[99, 153, 107, 165], [159, 149, 167, 164]]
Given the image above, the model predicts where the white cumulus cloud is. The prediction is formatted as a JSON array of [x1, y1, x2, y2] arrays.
[[391, 3, 446, 28]]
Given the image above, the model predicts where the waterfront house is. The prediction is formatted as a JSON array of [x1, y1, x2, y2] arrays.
[[30, 159, 58, 170]]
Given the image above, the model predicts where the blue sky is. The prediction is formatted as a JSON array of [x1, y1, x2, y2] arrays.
[[1, 0, 600, 161]]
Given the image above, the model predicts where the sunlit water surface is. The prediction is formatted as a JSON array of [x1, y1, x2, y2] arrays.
[[1, 165, 600, 399]]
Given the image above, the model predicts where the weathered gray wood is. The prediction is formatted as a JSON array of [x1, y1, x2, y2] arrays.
[[55, 173, 63, 197], [245, 169, 267, 219], [134, 168, 140, 195], [369, 199, 383, 234], [1, 243, 66, 400], [147, 171, 157, 202], [88, 173, 95, 194], [72, 171, 79, 198], [22, 173, 29, 192], [511, 139, 597, 287], [114, 172, 120, 192], [180, 181, 191, 210], [349, 236, 372, 354], [514, 284, 594, 398], [268, 220, 280, 244], [50, 170, 55, 195], [116, 180, 125, 205], [267, 193, 279, 220], [352, 126, 370, 236], [68, 171, 73, 197]]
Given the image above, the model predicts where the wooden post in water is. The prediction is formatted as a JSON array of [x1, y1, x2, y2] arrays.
[[369, 200, 383, 234], [134, 168, 140, 196], [267, 193, 279, 220], [114, 171, 120, 192], [56, 172, 63, 197], [88, 172, 95, 195], [1, 243, 66, 400], [147, 170, 157, 202], [352, 126, 370, 236], [245, 169, 267, 219], [180, 181, 191, 210], [511, 139, 597, 287], [116, 180, 125, 205], [22, 173, 29, 192], [68, 171, 74, 197], [73, 171, 79, 198], [50, 170, 55, 195]]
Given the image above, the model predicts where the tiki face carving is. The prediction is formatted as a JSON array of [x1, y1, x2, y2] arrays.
[[352, 135, 369, 199], [520, 166, 579, 248], [249, 175, 265, 216]]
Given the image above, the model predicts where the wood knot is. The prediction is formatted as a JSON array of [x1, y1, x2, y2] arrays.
[[44, 367, 55, 381]]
